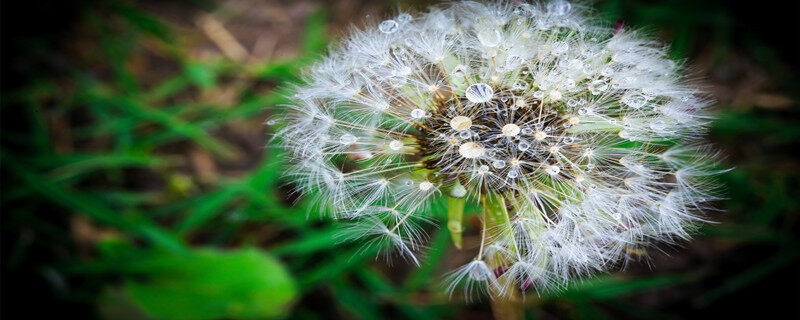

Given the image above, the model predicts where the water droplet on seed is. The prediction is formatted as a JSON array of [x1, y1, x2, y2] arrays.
[[340, 134, 357, 145], [419, 181, 433, 190], [477, 29, 501, 47], [389, 140, 404, 150], [623, 93, 647, 109], [589, 80, 608, 95], [465, 83, 494, 103], [410, 108, 426, 119], [379, 20, 399, 33], [397, 13, 412, 23], [493, 160, 506, 169], [452, 65, 467, 77]]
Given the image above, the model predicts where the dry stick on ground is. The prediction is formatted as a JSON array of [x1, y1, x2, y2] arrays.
[[196, 13, 249, 62]]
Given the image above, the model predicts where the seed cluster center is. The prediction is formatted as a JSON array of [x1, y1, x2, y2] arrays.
[[415, 85, 573, 192]]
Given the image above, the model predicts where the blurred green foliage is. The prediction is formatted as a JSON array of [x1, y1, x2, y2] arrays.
[[2, 0, 798, 319], [124, 248, 296, 320]]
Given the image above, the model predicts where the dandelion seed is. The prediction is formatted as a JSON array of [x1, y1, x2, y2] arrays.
[[502, 123, 521, 137], [450, 116, 473, 131], [459, 142, 486, 159]]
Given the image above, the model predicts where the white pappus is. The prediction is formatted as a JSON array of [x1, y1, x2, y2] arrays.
[[276, 0, 724, 297]]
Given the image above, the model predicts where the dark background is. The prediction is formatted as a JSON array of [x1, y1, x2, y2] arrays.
[[3, 0, 799, 319]]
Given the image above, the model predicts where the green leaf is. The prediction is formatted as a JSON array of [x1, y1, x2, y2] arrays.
[[552, 273, 700, 300], [302, 9, 328, 55], [127, 248, 297, 320], [446, 196, 465, 249], [184, 62, 216, 89], [2, 156, 186, 252]]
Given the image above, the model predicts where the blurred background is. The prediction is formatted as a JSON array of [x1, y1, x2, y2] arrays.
[[2, 0, 799, 319]]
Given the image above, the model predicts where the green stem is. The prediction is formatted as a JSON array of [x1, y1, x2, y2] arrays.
[[483, 191, 524, 320]]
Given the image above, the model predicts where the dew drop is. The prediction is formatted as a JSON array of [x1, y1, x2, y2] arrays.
[[452, 65, 468, 77], [567, 99, 578, 107], [553, 42, 569, 54], [546, 165, 561, 175], [492, 160, 506, 169], [465, 83, 494, 103], [507, 171, 519, 179], [649, 120, 667, 131], [522, 127, 533, 135], [419, 181, 433, 191], [513, 80, 528, 90], [459, 130, 472, 139], [623, 94, 647, 109], [340, 134, 357, 145], [389, 140, 404, 150], [388, 76, 406, 88], [589, 80, 608, 95], [379, 20, 399, 33], [477, 29, 501, 47], [505, 55, 523, 67], [517, 141, 530, 151], [568, 59, 583, 69], [533, 90, 545, 99], [410, 108, 426, 119], [397, 13, 412, 23]]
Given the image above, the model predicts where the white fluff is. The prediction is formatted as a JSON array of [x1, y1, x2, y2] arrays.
[[277, 0, 722, 296]]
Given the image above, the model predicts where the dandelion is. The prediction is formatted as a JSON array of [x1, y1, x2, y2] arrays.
[[277, 0, 723, 298]]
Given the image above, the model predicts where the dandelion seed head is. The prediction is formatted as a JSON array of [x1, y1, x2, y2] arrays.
[[277, 0, 723, 297]]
